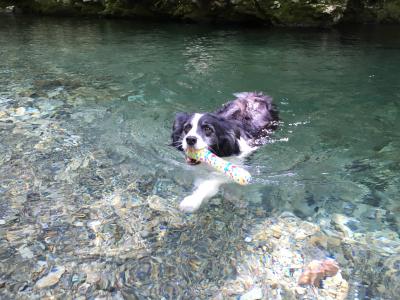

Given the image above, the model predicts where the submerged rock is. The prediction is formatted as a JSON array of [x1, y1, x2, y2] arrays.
[[298, 259, 339, 287]]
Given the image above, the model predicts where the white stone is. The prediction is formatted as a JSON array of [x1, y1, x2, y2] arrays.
[[244, 236, 252, 243], [88, 220, 101, 232], [15, 107, 26, 116]]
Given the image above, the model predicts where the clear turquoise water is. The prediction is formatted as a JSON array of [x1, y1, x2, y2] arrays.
[[0, 16, 399, 299]]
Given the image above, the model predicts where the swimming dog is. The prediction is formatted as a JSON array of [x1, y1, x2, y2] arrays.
[[171, 92, 278, 212]]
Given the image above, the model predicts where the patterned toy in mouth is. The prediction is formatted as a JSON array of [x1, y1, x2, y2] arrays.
[[185, 146, 201, 165], [186, 156, 201, 165]]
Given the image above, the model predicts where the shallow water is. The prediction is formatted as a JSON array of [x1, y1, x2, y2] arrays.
[[0, 16, 399, 299]]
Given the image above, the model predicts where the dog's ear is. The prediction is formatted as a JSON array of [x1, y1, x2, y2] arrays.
[[171, 112, 190, 150], [234, 125, 241, 140], [220, 128, 241, 156], [208, 116, 241, 157]]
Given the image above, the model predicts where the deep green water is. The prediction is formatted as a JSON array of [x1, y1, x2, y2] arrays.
[[0, 16, 399, 299]]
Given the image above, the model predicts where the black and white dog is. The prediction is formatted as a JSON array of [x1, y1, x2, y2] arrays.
[[171, 92, 278, 212]]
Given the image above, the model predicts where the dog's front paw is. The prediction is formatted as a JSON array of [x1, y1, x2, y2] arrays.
[[179, 195, 203, 213]]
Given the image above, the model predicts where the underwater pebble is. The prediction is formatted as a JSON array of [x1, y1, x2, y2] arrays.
[[127, 95, 144, 102], [211, 197, 222, 206], [331, 214, 354, 238], [279, 211, 296, 218], [15, 107, 26, 116], [295, 286, 306, 295], [244, 236, 252, 243], [35, 266, 65, 289], [83, 265, 102, 284], [71, 273, 84, 283], [240, 286, 263, 300], [321, 273, 349, 299], [270, 225, 282, 239], [140, 230, 150, 238], [294, 230, 308, 240], [18, 246, 34, 259]]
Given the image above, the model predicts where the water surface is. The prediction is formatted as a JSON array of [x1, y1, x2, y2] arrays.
[[0, 16, 399, 299]]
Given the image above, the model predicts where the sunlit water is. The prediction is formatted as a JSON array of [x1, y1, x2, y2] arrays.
[[0, 16, 399, 299]]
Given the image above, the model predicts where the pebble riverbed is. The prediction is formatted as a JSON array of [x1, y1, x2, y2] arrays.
[[0, 73, 399, 300]]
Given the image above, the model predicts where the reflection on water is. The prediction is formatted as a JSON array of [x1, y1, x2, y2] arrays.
[[0, 16, 399, 299]]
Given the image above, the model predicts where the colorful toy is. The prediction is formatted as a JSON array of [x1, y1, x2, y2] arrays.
[[185, 147, 252, 185]]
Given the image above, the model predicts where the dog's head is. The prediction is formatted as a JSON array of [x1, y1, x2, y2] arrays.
[[171, 113, 241, 162]]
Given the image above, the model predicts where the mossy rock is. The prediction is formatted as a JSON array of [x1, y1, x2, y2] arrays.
[[255, 0, 347, 26]]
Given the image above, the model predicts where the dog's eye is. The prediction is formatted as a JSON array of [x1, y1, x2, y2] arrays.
[[184, 124, 192, 134], [203, 125, 213, 136]]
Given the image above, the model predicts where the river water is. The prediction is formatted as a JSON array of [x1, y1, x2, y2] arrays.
[[0, 16, 399, 299]]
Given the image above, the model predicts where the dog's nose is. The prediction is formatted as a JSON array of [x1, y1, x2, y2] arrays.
[[186, 136, 197, 146]]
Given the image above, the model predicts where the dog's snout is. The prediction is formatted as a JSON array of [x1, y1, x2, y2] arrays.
[[186, 136, 197, 146]]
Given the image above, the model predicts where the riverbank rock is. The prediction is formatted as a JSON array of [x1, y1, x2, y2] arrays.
[[2, 0, 400, 26]]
